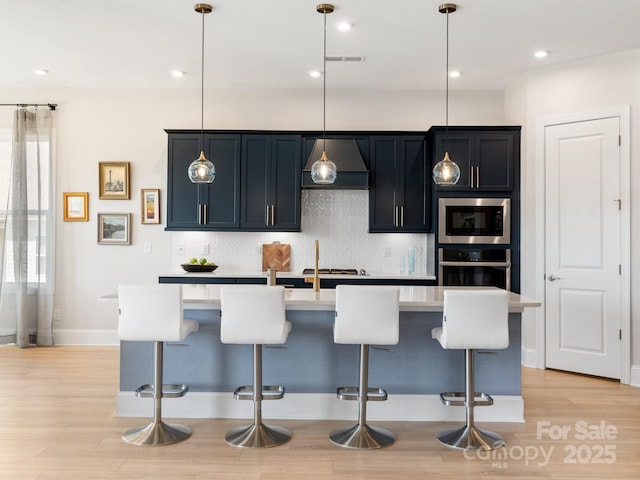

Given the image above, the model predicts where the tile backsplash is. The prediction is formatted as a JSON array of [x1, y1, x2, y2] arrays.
[[170, 190, 434, 276]]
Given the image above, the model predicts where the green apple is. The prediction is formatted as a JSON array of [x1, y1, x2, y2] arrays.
[[199, 257, 207, 265], [189, 257, 198, 264]]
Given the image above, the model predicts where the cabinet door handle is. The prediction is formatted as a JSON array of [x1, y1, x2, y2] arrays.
[[475, 166, 480, 188], [198, 204, 208, 225], [394, 205, 399, 227], [470, 167, 475, 189], [400, 206, 404, 227], [271, 205, 275, 226], [265, 205, 269, 225]]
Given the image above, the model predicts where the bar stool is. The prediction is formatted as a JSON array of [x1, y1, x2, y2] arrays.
[[220, 286, 292, 448], [431, 289, 509, 451], [330, 285, 400, 449], [117, 284, 199, 446]]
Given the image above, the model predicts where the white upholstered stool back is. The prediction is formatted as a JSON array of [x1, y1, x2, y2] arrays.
[[220, 286, 291, 345], [118, 284, 199, 342], [433, 289, 509, 350], [334, 285, 400, 345]]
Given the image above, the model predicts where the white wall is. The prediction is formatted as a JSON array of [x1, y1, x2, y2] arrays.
[[0, 87, 504, 344], [505, 48, 640, 371]]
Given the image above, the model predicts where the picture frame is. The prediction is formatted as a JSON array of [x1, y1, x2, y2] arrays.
[[63, 192, 89, 221], [99, 162, 130, 200], [97, 213, 131, 245], [141, 188, 160, 224]]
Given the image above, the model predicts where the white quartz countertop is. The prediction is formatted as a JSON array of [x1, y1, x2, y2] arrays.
[[101, 286, 539, 313], [159, 270, 436, 281]]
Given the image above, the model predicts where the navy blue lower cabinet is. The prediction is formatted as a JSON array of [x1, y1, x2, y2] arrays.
[[158, 275, 434, 288]]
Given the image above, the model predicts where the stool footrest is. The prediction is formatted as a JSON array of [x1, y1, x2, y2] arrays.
[[135, 383, 189, 399], [440, 391, 493, 407], [337, 386, 388, 402], [233, 385, 285, 400]]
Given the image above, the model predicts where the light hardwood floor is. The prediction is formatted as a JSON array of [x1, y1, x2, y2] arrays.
[[0, 345, 639, 479]]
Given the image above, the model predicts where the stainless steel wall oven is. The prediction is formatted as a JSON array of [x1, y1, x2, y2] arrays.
[[438, 247, 511, 291]]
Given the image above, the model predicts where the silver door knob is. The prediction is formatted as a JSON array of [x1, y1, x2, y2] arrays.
[[548, 274, 563, 281]]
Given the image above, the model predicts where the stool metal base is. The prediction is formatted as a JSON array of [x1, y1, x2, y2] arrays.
[[330, 423, 395, 449], [122, 420, 192, 446], [225, 423, 292, 448], [437, 425, 505, 451]]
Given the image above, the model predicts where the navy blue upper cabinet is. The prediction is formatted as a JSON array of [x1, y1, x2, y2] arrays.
[[429, 126, 520, 192], [241, 135, 301, 231], [166, 132, 241, 230], [368, 135, 430, 233]]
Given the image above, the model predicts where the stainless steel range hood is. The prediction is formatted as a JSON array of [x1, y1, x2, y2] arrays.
[[302, 138, 369, 189]]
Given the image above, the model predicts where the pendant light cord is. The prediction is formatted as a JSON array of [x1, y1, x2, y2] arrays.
[[445, 9, 450, 153], [200, 9, 205, 152], [322, 10, 327, 153]]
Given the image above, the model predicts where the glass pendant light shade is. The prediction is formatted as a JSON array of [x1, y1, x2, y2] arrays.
[[188, 150, 216, 183], [432, 151, 460, 185], [311, 150, 337, 184]]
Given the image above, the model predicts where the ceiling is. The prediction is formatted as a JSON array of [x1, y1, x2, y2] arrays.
[[2, 0, 640, 91]]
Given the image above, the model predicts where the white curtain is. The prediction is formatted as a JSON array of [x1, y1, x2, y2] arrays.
[[0, 107, 55, 347]]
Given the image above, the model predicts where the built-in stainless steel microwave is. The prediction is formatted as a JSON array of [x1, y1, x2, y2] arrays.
[[438, 198, 510, 244]]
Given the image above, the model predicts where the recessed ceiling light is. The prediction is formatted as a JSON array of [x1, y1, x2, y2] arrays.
[[534, 50, 549, 58], [33, 69, 49, 76], [337, 22, 352, 31], [449, 70, 461, 78], [171, 70, 186, 78], [308, 70, 322, 78]]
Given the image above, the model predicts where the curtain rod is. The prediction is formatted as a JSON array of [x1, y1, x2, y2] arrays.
[[0, 103, 57, 110]]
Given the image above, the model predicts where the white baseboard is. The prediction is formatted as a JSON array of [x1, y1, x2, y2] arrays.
[[630, 365, 640, 387], [116, 391, 524, 423], [521, 346, 538, 368], [54, 329, 118, 346]]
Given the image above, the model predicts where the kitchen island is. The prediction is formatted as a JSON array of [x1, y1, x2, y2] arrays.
[[115, 285, 539, 422]]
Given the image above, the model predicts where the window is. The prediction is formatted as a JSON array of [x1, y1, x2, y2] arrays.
[[0, 127, 52, 286]]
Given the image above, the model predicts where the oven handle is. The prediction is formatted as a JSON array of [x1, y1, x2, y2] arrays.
[[438, 261, 511, 267]]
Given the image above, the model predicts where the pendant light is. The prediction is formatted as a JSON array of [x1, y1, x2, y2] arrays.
[[310, 3, 337, 185], [432, 3, 461, 185], [188, 3, 216, 184]]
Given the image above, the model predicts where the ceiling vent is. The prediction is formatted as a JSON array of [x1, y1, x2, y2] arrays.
[[325, 56, 366, 62]]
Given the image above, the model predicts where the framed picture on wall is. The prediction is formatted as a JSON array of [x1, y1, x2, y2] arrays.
[[63, 192, 89, 221], [99, 162, 130, 200], [97, 213, 131, 245], [141, 188, 160, 224]]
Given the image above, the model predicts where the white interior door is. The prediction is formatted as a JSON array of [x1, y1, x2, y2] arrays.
[[544, 117, 621, 379]]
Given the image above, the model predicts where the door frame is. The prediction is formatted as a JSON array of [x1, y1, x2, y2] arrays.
[[534, 107, 631, 384]]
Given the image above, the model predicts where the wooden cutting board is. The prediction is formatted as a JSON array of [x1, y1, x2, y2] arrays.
[[262, 243, 291, 272]]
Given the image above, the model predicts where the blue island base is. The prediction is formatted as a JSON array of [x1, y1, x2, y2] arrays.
[[118, 310, 524, 422]]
